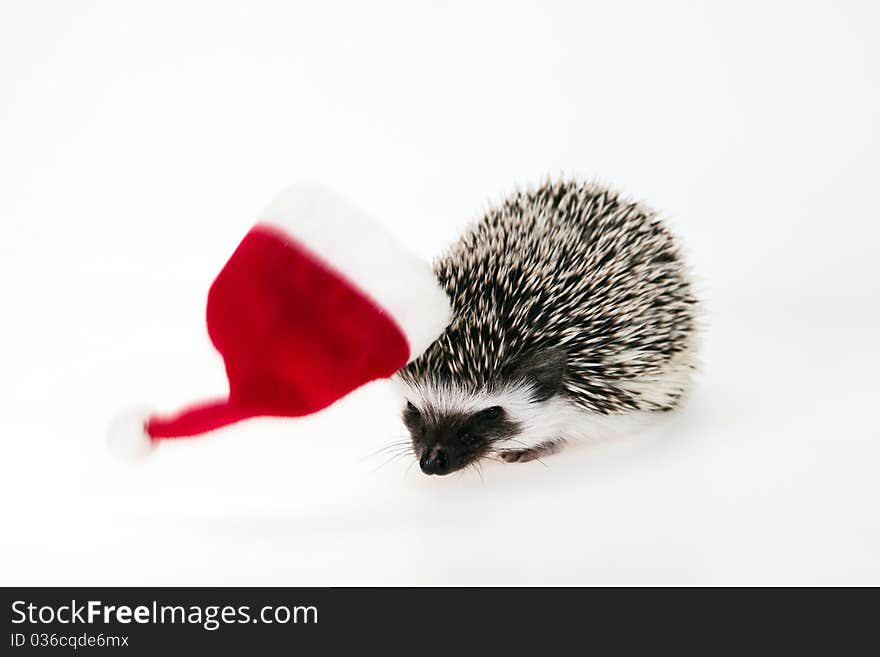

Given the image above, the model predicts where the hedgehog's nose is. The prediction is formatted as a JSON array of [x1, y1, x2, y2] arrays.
[[420, 447, 450, 475]]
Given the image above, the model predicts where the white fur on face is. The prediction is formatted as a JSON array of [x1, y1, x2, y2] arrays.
[[393, 376, 654, 453]]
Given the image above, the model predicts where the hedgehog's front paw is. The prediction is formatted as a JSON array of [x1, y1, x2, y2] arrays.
[[497, 440, 564, 463], [498, 449, 531, 463]]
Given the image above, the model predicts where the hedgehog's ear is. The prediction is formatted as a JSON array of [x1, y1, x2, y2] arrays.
[[509, 348, 566, 402]]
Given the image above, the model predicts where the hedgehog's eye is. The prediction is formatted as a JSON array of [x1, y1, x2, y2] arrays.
[[478, 406, 502, 420], [406, 401, 420, 416]]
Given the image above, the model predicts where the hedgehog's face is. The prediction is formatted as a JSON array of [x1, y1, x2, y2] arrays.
[[402, 401, 520, 475], [398, 348, 567, 475]]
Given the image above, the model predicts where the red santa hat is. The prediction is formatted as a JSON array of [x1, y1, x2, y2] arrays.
[[108, 184, 451, 458]]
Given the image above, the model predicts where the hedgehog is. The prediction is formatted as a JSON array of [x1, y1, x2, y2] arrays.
[[395, 178, 700, 475]]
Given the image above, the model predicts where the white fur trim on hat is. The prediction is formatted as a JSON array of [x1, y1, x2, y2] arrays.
[[107, 407, 156, 460], [259, 183, 451, 362]]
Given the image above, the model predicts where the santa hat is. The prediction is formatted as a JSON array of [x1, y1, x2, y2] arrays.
[[108, 184, 451, 458]]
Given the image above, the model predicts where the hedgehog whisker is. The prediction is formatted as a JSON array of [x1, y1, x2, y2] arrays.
[[403, 459, 418, 480], [369, 448, 415, 473], [360, 438, 413, 461], [370, 441, 411, 455], [472, 460, 486, 485]]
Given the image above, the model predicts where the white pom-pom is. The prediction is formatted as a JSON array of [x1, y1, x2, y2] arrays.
[[107, 407, 157, 460]]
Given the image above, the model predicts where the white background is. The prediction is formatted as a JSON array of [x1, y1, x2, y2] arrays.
[[1, 0, 878, 585]]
